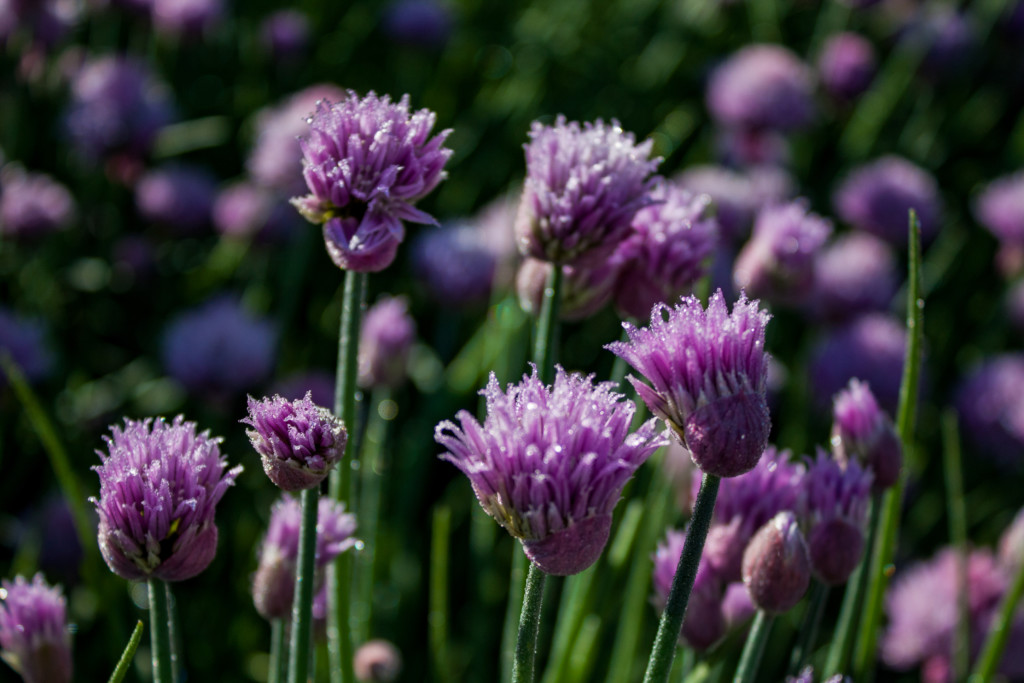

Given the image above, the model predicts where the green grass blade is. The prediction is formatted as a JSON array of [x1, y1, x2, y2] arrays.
[[107, 621, 145, 683]]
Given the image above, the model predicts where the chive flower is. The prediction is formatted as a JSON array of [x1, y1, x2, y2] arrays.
[[818, 33, 876, 102], [741, 510, 811, 614], [353, 639, 403, 682], [811, 233, 897, 323], [802, 451, 873, 585], [0, 574, 72, 683], [652, 529, 725, 650], [435, 365, 664, 575], [831, 379, 902, 490], [358, 296, 416, 390], [0, 166, 75, 239], [833, 156, 941, 245]]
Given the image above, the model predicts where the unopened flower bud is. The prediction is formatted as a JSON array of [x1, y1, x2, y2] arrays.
[[831, 379, 902, 490], [354, 639, 402, 682], [742, 511, 811, 614]]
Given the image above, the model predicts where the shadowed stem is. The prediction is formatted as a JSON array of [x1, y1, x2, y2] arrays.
[[533, 264, 563, 383], [788, 580, 829, 675], [165, 583, 181, 682], [430, 505, 452, 681], [733, 611, 775, 683], [643, 472, 722, 683], [512, 561, 548, 683], [502, 551, 529, 683], [328, 270, 367, 683], [970, 552, 1024, 682], [107, 621, 144, 683], [942, 410, 970, 682], [269, 619, 287, 683], [288, 487, 320, 683], [148, 579, 173, 683]]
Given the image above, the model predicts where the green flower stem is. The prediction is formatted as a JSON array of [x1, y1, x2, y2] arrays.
[[512, 560, 548, 683], [165, 583, 181, 683], [430, 505, 452, 681], [148, 579, 174, 683], [970, 552, 1024, 682], [942, 410, 970, 683], [788, 580, 829, 675], [107, 621, 144, 683], [643, 473, 722, 683], [733, 611, 775, 683], [502, 550, 530, 683], [288, 487, 320, 683], [269, 619, 287, 683], [533, 264, 564, 383], [541, 565, 596, 683], [852, 212, 924, 683], [328, 270, 367, 683]]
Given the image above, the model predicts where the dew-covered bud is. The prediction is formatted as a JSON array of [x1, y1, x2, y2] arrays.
[[742, 511, 811, 614]]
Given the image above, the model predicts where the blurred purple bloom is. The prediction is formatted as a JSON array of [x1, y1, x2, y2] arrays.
[[515, 116, 660, 266], [809, 313, 908, 414], [811, 232, 897, 323], [0, 0, 74, 50], [0, 308, 54, 386], [706, 44, 815, 133], [831, 379, 902, 490], [818, 32, 876, 101], [834, 156, 942, 245], [272, 371, 335, 410], [607, 290, 772, 478], [136, 163, 217, 233], [975, 172, 1024, 246], [354, 639, 403, 682], [610, 184, 718, 320], [787, 668, 852, 683], [358, 296, 416, 390], [260, 9, 310, 60], [802, 451, 873, 585], [243, 392, 347, 491], [252, 495, 357, 621], [742, 510, 810, 614], [0, 166, 75, 238], [733, 200, 832, 306], [715, 127, 790, 168], [91, 416, 241, 581], [412, 223, 497, 307], [955, 354, 1024, 469], [213, 182, 300, 242], [1000, 508, 1024, 574], [721, 581, 755, 629], [676, 165, 794, 244], [435, 366, 664, 575], [381, 0, 452, 49], [903, 6, 976, 78], [516, 257, 618, 322], [151, 0, 222, 38], [293, 91, 453, 272], [652, 529, 725, 650], [162, 297, 277, 398], [64, 55, 174, 161], [0, 574, 71, 683]]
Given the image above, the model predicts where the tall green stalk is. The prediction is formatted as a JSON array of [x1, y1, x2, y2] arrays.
[[430, 505, 452, 681], [733, 611, 775, 683], [512, 562, 548, 683], [288, 487, 320, 683], [970, 554, 1024, 682], [148, 579, 174, 683], [269, 620, 287, 683], [643, 473, 722, 683], [788, 581, 829, 675], [107, 621, 144, 683], [942, 411, 970, 682]]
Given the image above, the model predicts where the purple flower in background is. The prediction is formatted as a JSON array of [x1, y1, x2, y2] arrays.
[[381, 0, 453, 49], [136, 163, 217, 233], [252, 495, 357, 621], [1009, 279, 1024, 333], [809, 313, 908, 414], [652, 529, 725, 650], [515, 116, 660, 266], [715, 127, 790, 168], [802, 451, 873, 585], [721, 582, 755, 629], [515, 257, 618, 322], [811, 232, 897, 323], [412, 223, 497, 307], [162, 297, 277, 398], [292, 91, 453, 272], [975, 172, 1024, 247], [260, 9, 310, 60], [64, 55, 174, 161], [0, 0, 74, 50], [955, 354, 1024, 469], [834, 156, 942, 245], [818, 33, 876, 101], [676, 165, 794, 244], [742, 510, 811, 614], [610, 184, 718, 320], [787, 668, 852, 683], [243, 392, 347, 491], [249, 85, 345, 195], [435, 366, 664, 575], [272, 371, 335, 410], [213, 182, 300, 242], [706, 44, 816, 133], [733, 200, 832, 306], [0, 574, 71, 683], [151, 0, 222, 38], [903, 5, 976, 78], [831, 379, 902, 490], [0, 308, 54, 386], [1000, 508, 1024, 574], [0, 166, 76, 238], [91, 416, 241, 581], [358, 296, 416, 390], [607, 290, 772, 478], [354, 639, 403, 683]]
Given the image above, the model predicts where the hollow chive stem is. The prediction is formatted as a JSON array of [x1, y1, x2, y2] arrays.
[[287, 487, 320, 683], [643, 472, 722, 683], [970, 555, 1024, 683], [269, 619, 287, 683], [148, 578, 174, 683], [733, 611, 775, 683], [788, 580, 829, 675], [512, 561, 548, 683], [533, 264, 563, 383]]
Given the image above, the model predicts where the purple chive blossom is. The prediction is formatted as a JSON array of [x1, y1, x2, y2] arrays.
[[260, 10, 311, 61], [715, 127, 790, 168], [817, 32, 877, 102], [974, 172, 1024, 247], [675, 165, 794, 244], [0, 574, 71, 683], [292, 91, 453, 273], [607, 290, 772, 478], [381, 0, 453, 49], [151, 0, 222, 38], [811, 232, 897, 323], [252, 496, 357, 621], [831, 379, 902, 490], [697, 447, 805, 582], [515, 116, 661, 267], [353, 639, 403, 683], [721, 582, 755, 629], [833, 156, 942, 245], [412, 223, 498, 307], [902, 6, 976, 79], [242, 392, 346, 491], [213, 182, 301, 242], [248, 85, 345, 196], [741, 510, 811, 614], [435, 365, 664, 576], [809, 313, 909, 414], [0, 308, 54, 386], [135, 164, 217, 233], [91, 416, 241, 582], [733, 200, 832, 306], [358, 296, 416, 390], [1000, 508, 1024, 574], [802, 451, 873, 585], [515, 257, 618, 322], [706, 44, 816, 133], [63, 56, 174, 162], [652, 529, 726, 650], [609, 184, 718, 320], [162, 296, 277, 399], [0, 0, 74, 50], [955, 354, 1024, 469], [787, 668, 852, 683], [0, 166, 75, 238]]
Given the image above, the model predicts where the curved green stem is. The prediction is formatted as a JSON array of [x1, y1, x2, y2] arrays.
[[512, 561, 548, 683], [107, 621, 144, 683], [533, 264, 563, 383], [788, 581, 829, 675], [288, 487, 320, 683], [643, 473, 722, 683], [269, 619, 287, 683], [733, 611, 775, 683], [970, 555, 1024, 683], [502, 550, 529, 683], [148, 579, 173, 683]]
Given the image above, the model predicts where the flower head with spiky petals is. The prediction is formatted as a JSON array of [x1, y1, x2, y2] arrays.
[[292, 91, 452, 272], [607, 290, 771, 477], [831, 379, 902, 489], [515, 116, 661, 267], [802, 450, 873, 585], [91, 416, 242, 582], [0, 574, 71, 683], [435, 365, 665, 575]]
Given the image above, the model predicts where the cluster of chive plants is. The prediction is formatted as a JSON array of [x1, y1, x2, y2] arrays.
[[5, 1, 1024, 682]]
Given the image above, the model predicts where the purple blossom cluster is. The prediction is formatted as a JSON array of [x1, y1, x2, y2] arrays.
[[834, 156, 942, 245], [135, 163, 217, 233], [0, 166, 76, 238], [0, 574, 72, 683], [358, 296, 416, 390], [955, 354, 1024, 469], [817, 33, 876, 102]]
